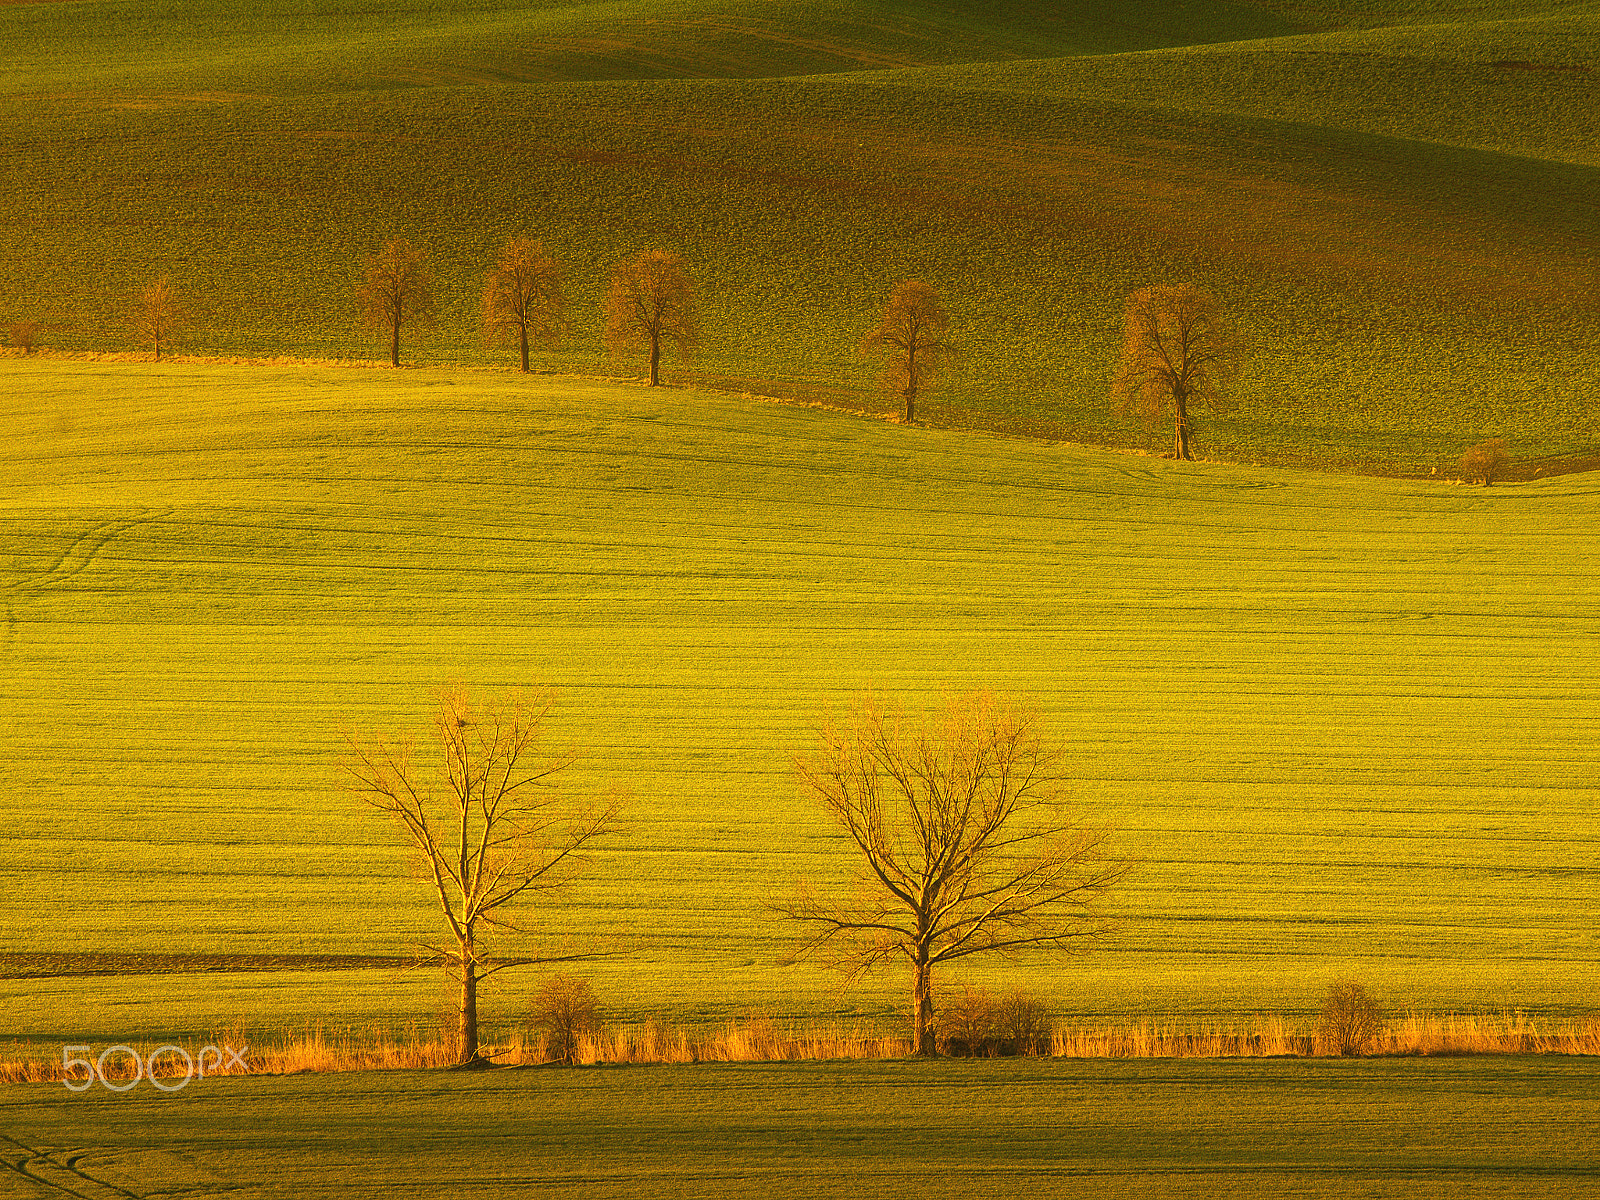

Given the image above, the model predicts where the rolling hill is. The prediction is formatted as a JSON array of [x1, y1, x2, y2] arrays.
[[2, 0, 1596, 471], [2, 362, 1598, 1044]]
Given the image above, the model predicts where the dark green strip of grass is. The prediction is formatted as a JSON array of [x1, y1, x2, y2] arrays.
[[6, 1058, 1599, 1198]]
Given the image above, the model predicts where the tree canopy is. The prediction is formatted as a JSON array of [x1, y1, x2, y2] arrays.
[[604, 249, 698, 386], [777, 691, 1127, 1055], [1112, 284, 1242, 461], [860, 280, 956, 424], [357, 238, 436, 368]]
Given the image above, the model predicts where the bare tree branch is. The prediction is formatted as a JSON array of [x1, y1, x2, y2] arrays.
[[1111, 284, 1244, 461], [343, 683, 622, 1065], [860, 281, 956, 424], [605, 249, 698, 386], [775, 690, 1129, 1055]]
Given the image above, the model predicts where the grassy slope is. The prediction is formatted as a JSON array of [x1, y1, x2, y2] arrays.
[[1, 0, 1583, 95], [0, 0, 1306, 94], [7, 1059, 1600, 1198], [2, 362, 1597, 1042], [913, 13, 1600, 166], [0, 1, 1596, 471]]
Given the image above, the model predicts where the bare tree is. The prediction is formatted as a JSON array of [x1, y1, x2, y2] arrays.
[[1112, 284, 1242, 461], [860, 281, 956, 424], [482, 237, 565, 373], [133, 276, 186, 362], [1460, 438, 1511, 486], [8, 320, 41, 355], [343, 685, 621, 1065], [357, 238, 436, 368], [776, 691, 1127, 1056], [604, 249, 698, 386]]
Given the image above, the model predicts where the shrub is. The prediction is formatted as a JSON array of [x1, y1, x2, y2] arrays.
[[531, 974, 600, 1065], [8, 320, 40, 354], [938, 986, 1053, 1056], [938, 986, 995, 1056], [992, 990, 1053, 1055], [1459, 438, 1510, 486], [1318, 979, 1383, 1056]]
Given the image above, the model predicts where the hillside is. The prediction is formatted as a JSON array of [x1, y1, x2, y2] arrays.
[[3, 363, 1597, 1043], [0, 0, 1299, 94], [0, 0, 1596, 471], [3, 1, 1588, 94], [914, 13, 1600, 166]]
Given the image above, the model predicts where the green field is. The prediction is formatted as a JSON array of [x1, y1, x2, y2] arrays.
[[6, 1058, 1600, 1197], [1, 359, 1597, 1046], [1, 0, 1596, 470]]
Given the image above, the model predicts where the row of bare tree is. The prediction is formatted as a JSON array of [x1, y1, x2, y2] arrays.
[[31, 267, 1515, 476], [343, 686, 1128, 1063], [97, 239, 1243, 460], [845, 278, 1245, 461], [114, 241, 701, 386], [364, 239, 1242, 461], [363, 238, 700, 383]]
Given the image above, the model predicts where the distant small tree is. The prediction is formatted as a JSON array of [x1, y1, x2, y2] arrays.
[[531, 974, 600, 1064], [482, 237, 565, 373], [1112, 284, 1242, 461], [8, 320, 41, 355], [860, 281, 956, 424], [343, 685, 621, 1065], [1460, 438, 1511, 486], [357, 238, 436, 368], [776, 691, 1127, 1056], [604, 249, 698, 386], [133, 276, 187, 362], [1317, 979, 1383, 1056]]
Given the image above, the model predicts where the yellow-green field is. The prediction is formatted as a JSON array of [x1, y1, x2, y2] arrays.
[[1, 360, 1596, 1046]]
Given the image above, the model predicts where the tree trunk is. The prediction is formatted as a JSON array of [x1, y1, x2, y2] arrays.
[[1173, 390, 1191, 460], [152, 329, 160, 363], [904, 344, 917, 423], [648, 331, 660, 386], [457, 948, 479, 1064], [519, 324, 529, 373], [912, 956, 934, 1056], [390, 320, 400, 369]]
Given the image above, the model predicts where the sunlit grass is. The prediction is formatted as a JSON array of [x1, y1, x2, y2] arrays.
[[1, 361, 1596, 1040]]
